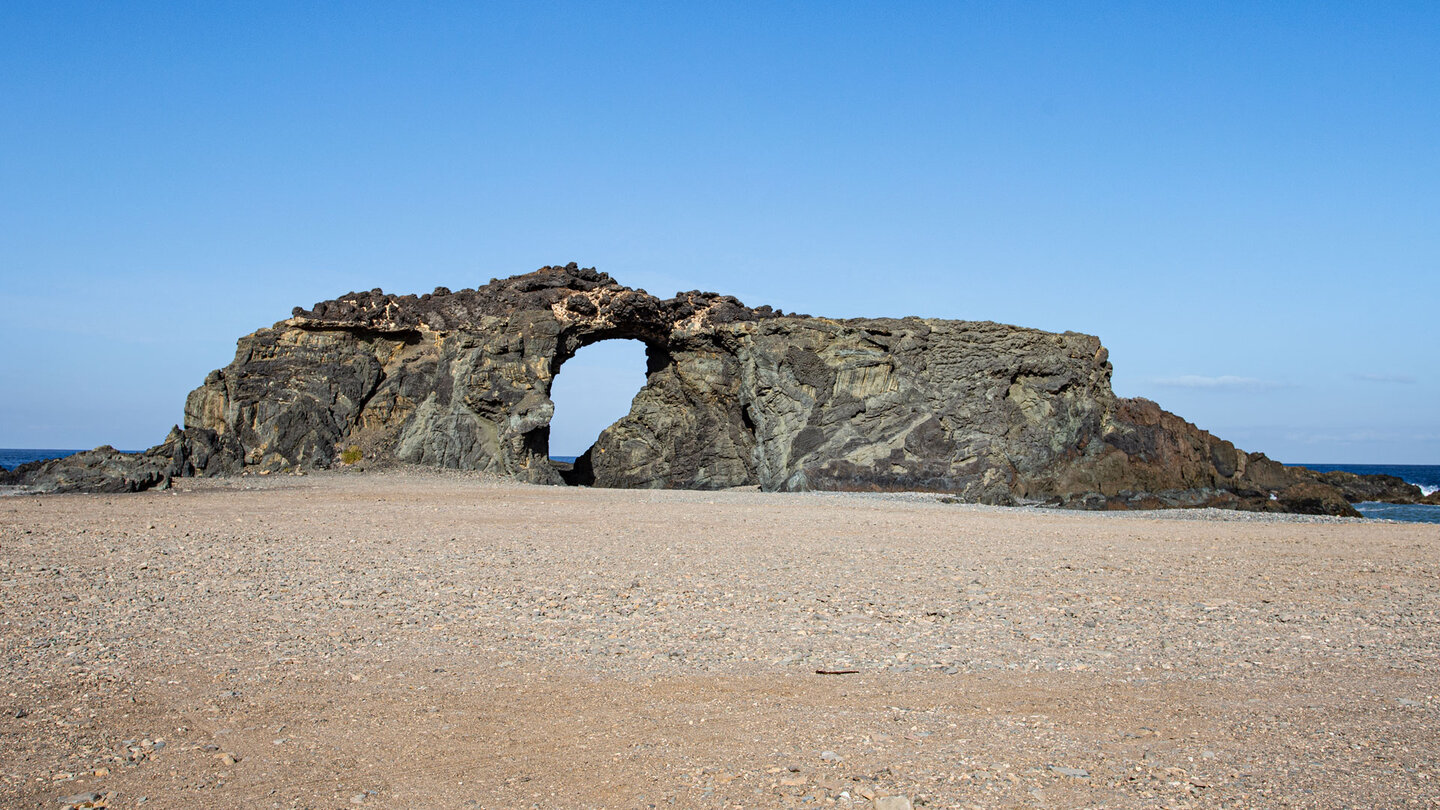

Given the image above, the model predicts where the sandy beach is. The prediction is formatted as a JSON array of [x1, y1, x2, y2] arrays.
[[2, 469, 1437, 809]]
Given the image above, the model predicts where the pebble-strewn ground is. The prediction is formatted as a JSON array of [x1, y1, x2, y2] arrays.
[[2, 469, 1437, 809]]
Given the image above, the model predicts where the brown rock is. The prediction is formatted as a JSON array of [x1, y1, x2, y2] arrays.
[[0, 263, 1383, 516]]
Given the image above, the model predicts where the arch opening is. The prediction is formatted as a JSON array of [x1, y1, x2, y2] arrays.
[[547, 338, 649, 485]]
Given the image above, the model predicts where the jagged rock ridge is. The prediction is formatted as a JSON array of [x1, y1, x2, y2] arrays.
[[8, 264, 1429, 516]]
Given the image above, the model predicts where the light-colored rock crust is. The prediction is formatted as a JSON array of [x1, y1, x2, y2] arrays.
[[11, 263, 1411, 516], [173, 264, 1361, 514]]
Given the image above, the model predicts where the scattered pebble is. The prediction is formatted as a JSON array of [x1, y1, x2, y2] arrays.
[[1050, 765, 1089, 778], [1, 469, 1434, 808]]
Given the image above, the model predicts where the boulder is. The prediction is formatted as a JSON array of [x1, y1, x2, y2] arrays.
[[1274, 481, 1365, 517]]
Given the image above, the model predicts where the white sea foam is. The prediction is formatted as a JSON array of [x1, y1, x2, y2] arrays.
[[1421, 484, 1438, 496]]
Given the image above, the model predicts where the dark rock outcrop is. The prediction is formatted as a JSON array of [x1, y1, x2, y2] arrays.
[[1308, 470, 1428, 504], [5, 264, 1413, 517], [1, 427, 239, 494], [0, 446, 165, 494]]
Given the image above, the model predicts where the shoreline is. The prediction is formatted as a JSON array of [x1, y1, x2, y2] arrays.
[[0, 464, 1399, 524]]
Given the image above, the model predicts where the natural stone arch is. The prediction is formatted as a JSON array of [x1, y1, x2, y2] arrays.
[[11, 261, 1356, 515], [544, 337, 651, 483]]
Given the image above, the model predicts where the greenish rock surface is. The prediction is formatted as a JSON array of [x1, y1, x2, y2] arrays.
[[4, 264, 1379, 516]]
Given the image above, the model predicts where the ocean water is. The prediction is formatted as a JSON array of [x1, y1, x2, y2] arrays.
[[1297, 463, 1440, 494], [1295, 463, 1440, 525], [0, 448, 85, 471]]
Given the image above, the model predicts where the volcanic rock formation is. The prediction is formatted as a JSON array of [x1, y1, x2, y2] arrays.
[[6, 264, 1405, 516]]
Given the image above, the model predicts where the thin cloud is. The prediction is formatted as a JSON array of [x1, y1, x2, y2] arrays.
[[1351, 372, 1417, 384], [1282, 429, 1440, 444], [1152, 375, 1286, 391]]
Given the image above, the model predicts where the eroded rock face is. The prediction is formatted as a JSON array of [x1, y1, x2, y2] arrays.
[[1311, 470, 1428, 504], [0, 427, 238, 494], [5, 264, 1390, 516], [181, 265, 775, 486]]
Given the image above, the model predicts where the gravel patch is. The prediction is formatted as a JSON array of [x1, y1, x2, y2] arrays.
[[2, 469, 1436, 808]]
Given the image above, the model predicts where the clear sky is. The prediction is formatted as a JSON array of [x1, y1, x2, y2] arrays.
[[2, 1, 1435, 463]]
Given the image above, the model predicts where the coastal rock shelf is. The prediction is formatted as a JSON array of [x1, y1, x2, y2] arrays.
[[7, 264, 1430, 515]]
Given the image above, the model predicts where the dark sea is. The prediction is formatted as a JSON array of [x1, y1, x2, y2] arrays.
[[1293, 464, 1440, 525], [6, 450, 1438, 523], [0, 448, 86, 471]]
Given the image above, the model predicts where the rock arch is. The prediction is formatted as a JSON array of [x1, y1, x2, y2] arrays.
[[9, 262, 1372, 515], [545, 338, 649, 481]]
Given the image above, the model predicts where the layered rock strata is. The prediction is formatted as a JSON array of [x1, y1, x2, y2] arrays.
[[6, 264, 1417, 517]]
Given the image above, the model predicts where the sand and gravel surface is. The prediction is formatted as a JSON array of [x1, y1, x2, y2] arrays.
[[2, 469, 1438, 810]]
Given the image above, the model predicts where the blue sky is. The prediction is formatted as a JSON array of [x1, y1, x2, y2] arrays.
[[1, 1, 1435, 463]]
